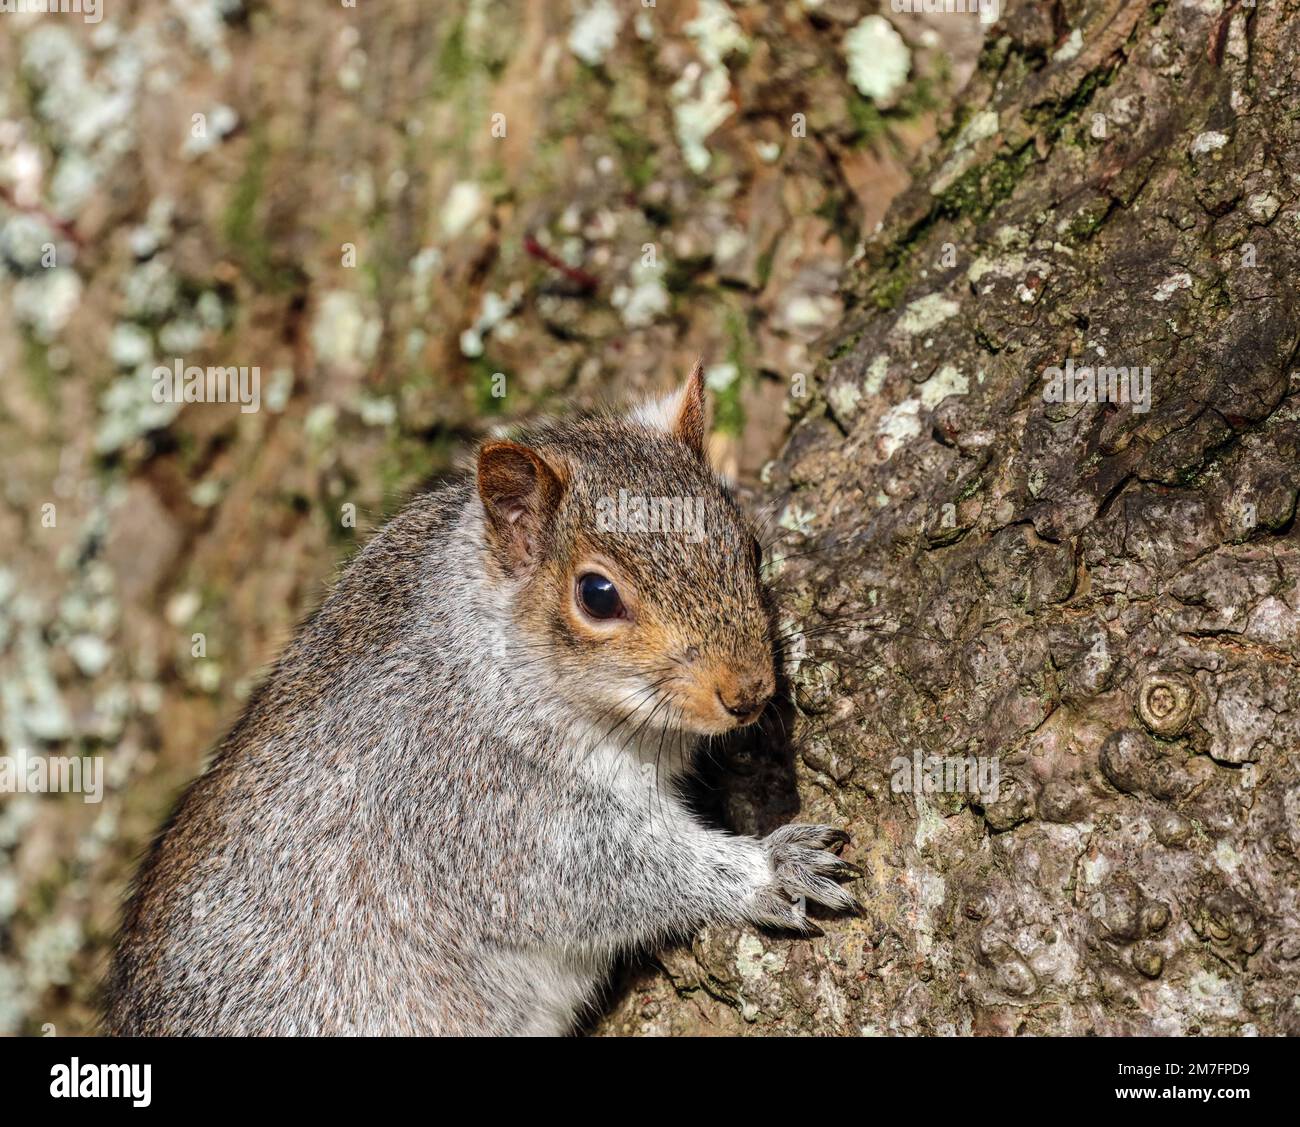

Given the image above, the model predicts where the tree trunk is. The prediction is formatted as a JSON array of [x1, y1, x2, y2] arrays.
[[596, 0, 1300, 1036]]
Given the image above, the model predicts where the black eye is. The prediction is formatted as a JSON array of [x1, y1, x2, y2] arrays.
[[750, 538, 763, 574], [577, 572, 625, 620]]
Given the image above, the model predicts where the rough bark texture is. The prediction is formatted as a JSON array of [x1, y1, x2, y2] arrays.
[[597, 0, 1300, 1036]]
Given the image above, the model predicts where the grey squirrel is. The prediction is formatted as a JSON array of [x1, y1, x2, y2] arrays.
[[105, 364, 860, 1036]]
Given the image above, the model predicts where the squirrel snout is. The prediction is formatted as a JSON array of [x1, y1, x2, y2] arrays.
[[716, 669, 775, 725]]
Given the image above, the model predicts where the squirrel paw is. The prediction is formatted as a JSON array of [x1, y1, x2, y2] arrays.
[[751, 823, 861, 934]]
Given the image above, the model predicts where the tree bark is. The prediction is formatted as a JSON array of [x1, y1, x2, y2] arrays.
[[597, 0, 1300, 1035]]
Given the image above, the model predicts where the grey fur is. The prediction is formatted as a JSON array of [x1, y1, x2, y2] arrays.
[[105, 400, 858, 1036]]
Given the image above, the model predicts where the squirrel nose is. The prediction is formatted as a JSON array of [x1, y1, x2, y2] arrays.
[[717, 669, 775, 724]]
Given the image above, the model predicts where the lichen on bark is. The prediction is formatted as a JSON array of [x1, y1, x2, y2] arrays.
[[599, 0, 1300, 1036]]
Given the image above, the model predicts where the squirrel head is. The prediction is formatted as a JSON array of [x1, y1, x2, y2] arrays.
[[476, 361, 775, 738]]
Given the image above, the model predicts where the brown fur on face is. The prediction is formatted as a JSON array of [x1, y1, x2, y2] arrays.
[[477, 380, 775, 738]]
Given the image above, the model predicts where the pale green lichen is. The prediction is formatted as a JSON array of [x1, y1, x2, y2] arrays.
[[612, 265, 670, 328], [357, 395, 397, 428], [670, 0, 749, 174], [967, 252, 1026, 286], [912, 869, 946, 955], [95, 370, 182, 454], [913, 795, 948, 850], [304, 402, 339, 444], [920, 364, 968, 407], [568, 0, 623, 67], [957, 109, 999, 149], [1213, 839, 1244, 877], [1053, 28, 1083, 63], [108, 324, 153, 369], [1246, 192, 1280, 222], [11, 272, 82, 341], [736, 933, 787, 979], [876, 398, 921, 459], [1191, 130, 1229, 155], [1152, 272, 1192, 302], [779, 502, 816, 535], [843, 16, 910, 104], [440, 181, 486, 238], [460, 290, 518, 358], [828, 381, 862, 420], [864, 354, 890, 396], [896, 293, 959, 335], [311, 291, 381, 368]]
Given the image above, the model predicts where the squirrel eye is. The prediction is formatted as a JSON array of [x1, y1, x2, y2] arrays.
[[577, 572, 625, 620], [750, 538, 763, 574]]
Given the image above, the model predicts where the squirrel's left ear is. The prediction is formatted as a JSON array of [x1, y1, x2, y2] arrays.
[[477, 440, 566, 574], [631, 358, 708, 459]]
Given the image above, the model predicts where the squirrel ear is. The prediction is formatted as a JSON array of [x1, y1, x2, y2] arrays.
[[631, 358, 709, 460], [671, 358, 708, 457], [476, 440, 565, 572]]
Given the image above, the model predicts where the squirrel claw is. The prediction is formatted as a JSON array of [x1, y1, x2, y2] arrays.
[[829, 859, 863, 882], [757, 822, 862, 929]]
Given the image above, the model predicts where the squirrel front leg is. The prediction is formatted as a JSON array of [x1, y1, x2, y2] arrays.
[[511, 799, 861, 950]]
